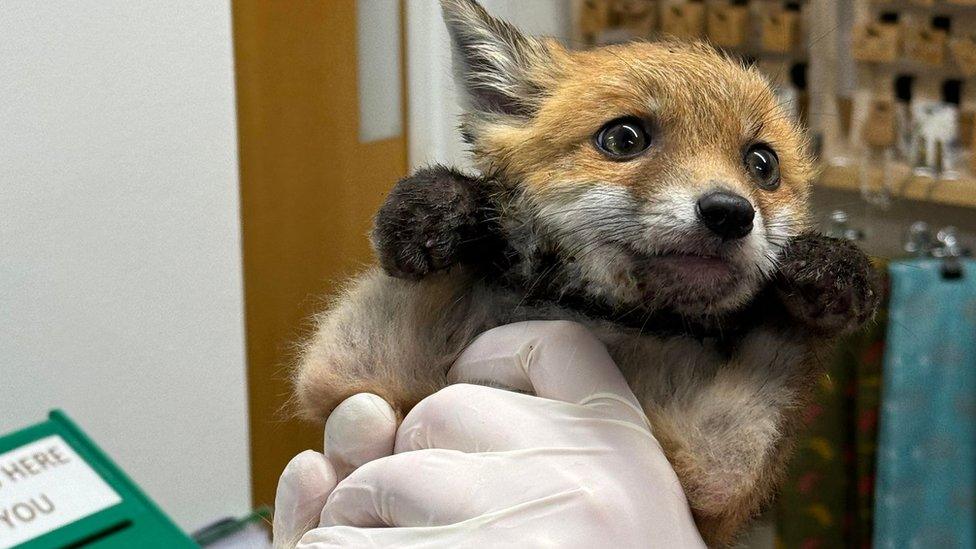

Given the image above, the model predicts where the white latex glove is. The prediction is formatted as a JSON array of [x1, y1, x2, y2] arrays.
[[273, 392, 398, 547], [275, 320, 705, 548]]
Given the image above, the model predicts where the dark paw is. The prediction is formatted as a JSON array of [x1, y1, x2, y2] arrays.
[[774, 233, 881, 336], [371, 166, 490, 279]]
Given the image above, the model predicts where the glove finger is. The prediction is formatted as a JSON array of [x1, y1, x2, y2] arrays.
[[297, 525, 457, 548], [395, 383, 592, 453], [319, 449, 548, 528], [297, 521, 528, 548], [273, 450, 338, 548], [324, 393, 397, 480], [449, 321, 649, 429]]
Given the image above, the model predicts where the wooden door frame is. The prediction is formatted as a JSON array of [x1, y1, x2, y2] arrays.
[[232, 0, 408, 510]]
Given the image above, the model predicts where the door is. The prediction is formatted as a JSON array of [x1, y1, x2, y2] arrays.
[[232, 0, 407, 509]]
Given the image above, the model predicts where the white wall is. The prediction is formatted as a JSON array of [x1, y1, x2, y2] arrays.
[[0, 1, 250, 532], [406, 0, 574, 169]]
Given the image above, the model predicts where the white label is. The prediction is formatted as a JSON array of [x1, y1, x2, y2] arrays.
[[0, 435, 122, 548]]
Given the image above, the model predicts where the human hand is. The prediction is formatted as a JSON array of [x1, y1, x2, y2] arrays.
[[275, 321, 705, 548], [272, 392, 398, 547]]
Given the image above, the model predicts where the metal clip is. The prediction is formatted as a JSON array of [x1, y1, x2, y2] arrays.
[[903, 222, 967, 278], [904, 221, 933, 257], [934, 226, 967, 279], [825, 210, 864, 241]]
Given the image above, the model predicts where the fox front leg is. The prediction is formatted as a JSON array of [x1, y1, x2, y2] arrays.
[[371, 166, 499, 280], [774, 233, 880, 337]]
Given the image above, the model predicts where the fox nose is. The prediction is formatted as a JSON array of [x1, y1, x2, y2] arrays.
[[696, 191, 755, 240]]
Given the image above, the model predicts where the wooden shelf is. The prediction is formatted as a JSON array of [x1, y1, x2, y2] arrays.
[[868, 0, 976, 16], [859, 58, 975, 81], [818, 163, 976, 208]]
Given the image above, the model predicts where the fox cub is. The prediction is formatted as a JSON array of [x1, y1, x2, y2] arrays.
[[296, 0, 878, 545]]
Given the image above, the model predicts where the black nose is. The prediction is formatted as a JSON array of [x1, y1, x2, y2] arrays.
[[696, 191, 755, 240]]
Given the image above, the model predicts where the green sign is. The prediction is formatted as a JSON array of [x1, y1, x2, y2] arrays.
[[0, 411, 196, 548]]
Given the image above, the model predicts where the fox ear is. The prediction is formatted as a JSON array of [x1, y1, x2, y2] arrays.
[[440, 0, 555, 121]]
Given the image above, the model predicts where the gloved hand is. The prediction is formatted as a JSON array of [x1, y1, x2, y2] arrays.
[[272, 392, 398, 547], [274, 321, 705, 548]]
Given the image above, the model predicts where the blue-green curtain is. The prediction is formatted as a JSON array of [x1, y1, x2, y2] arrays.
[[874, 259, 976, 548]]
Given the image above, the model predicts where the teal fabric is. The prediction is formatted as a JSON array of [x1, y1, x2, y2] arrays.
[[874, 259, 976, 549]]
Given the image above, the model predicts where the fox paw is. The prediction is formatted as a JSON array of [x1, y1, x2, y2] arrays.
[[371, 166, 487, 279], [775, 233, 880, 336]]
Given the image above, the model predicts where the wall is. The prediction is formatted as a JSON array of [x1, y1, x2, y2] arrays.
[[0, 1, 250, 531], [406, 0, 574, 169]]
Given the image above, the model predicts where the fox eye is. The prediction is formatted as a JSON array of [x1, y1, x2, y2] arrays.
[[594, 117, 651, 160], [744, 144, 780, 190]]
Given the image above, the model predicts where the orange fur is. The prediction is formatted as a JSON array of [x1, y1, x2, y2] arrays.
[[468, 39, 814, 237]]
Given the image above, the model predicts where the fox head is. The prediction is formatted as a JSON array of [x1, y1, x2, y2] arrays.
[[441, 0, 815, 316]]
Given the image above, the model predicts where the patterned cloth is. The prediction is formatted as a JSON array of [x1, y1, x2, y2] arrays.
[[776, 278, 888, 549], [873, 259, 976, 549]]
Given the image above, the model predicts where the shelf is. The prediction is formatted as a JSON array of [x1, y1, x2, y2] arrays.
[[868, 0, 976, 16], [858, 58, 976, 81], [818, 163, 976, 208]]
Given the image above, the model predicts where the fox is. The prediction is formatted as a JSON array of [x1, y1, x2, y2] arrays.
[[295, 0, 878, 545]]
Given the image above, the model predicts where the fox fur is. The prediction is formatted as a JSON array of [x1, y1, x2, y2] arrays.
[[294, 1, 878, 545]]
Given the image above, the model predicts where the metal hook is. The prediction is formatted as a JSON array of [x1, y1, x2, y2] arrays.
[[935, 226, 966, 279], [826, 210, 864, 241], [904, 221, 933, 257]]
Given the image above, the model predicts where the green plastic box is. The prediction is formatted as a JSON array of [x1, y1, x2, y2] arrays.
[[0, 410, 196, 548]]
